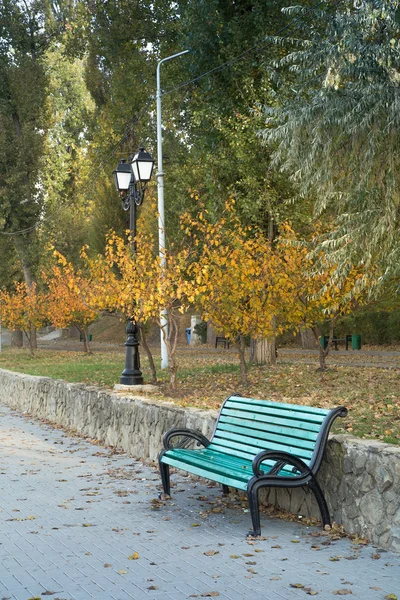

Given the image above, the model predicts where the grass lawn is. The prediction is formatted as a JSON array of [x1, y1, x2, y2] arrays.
[[0, 345, 398, 445]]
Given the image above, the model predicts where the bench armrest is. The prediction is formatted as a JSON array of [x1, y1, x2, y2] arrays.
[[163, 428, 211, 451], [252, 450, 312, 478]]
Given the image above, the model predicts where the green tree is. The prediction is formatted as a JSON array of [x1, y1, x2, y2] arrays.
[[262, 0, 400, 288], [165, 0, 308, 237], [0, 0, 51, 286], [39, 45, 96, 264], [71, 0, 182, 249]]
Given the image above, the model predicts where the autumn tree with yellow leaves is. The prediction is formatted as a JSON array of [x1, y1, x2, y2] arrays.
[[104, 231, 193, 388], [183, 203, 293, 383], [185, 203, 370, 376], [275, 226, 370, 371], [0, 282, 48, 355], [42, 248, 110, 353]]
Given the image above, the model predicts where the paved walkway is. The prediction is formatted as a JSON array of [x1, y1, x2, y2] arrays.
[[0, 405, 399, 600]]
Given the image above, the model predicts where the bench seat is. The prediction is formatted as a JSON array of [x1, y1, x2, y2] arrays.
[[161, 447, 299, 491], [159, 396, 347, 536]]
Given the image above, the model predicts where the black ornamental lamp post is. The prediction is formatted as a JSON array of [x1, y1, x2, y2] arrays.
[[113, 147, 155, 385]]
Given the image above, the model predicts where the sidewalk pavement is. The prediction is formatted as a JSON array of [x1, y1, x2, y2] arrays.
[[0, 404, 399, 600]]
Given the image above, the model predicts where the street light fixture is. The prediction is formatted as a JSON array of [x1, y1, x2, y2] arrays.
[[113, 147, 155, 386]]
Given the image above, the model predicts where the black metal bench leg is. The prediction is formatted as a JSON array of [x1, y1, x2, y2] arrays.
[[159, 461, 171, 496], [309, 478, 331, 527], [247, 485, 261, 537], [222, 484, 230, 495]]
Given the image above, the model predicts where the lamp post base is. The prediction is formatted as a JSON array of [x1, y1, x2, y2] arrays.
[[120, 320, 143, 385]]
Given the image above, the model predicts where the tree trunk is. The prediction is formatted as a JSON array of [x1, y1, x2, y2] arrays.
[[311, 322, 335, 371], [13, 234, 38, 350], [78, 327, 91, 354], [237, 335, 248, 384], [30, 325, 37, 350], [161, 311, 179, 389], [250, 337, 277, 365], [24, 329, 35, 357], [12, 329, 23, 347], [300, 326, 318, 350], [206, 321, 217, 347], [250, 315, 277, 365], [139, 325, 157, 384]]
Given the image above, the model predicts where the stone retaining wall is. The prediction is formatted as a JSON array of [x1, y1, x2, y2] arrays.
[[0, 368, 398, 552]]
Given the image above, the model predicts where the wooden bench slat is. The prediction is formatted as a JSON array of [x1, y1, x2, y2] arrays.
[[215, 422, 317, 451], [209, 436, 314, 462], [218, 415, 320, 441], [220, 409, 322, 433], [167, 448, 253, 478], [162, 448, 296, 489], [222, 401, 327, 425], [162, 454, 250, 491], [228, 396, 330, 416]]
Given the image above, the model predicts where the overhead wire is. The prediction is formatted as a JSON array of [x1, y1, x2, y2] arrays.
[[100, 0, 347, 164], [162, 0, 345, 97]]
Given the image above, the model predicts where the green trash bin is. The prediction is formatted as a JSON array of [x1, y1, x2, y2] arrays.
[[319, 335, 329, 349], [80, 334, 93, 342], [351, 334, 361, 350]]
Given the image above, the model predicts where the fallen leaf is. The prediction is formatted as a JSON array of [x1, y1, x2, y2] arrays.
[[333, 590, 352, 596], [229, 554, 241, 559], [204, 550, 219, 556], [104, 563, 111, 568], [200, 594, 219, 598], [384, 595, 398, 600], [128, 552, 139, 560], [118, 569, 128, 575], [290, 584, 305, 589]]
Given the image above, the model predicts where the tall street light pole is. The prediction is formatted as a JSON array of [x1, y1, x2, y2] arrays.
[[156, 49, 189, 370], [113, 148, 155, 385]]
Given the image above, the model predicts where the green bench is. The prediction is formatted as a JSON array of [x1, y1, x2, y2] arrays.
[[158, 395, 347, 537]]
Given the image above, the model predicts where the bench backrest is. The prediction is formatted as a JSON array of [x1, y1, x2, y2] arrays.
[[207, 395, 346, 473]]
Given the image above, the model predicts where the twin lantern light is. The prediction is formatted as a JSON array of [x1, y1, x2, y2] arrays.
[[112, 147, 155, 205]]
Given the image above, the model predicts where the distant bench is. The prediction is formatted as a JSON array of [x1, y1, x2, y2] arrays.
[[215, 336, 230, 349], [321, 334, 362, 351], [159, 395, 347, 537]]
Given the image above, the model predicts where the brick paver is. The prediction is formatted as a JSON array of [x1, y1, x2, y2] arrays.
[[0, 404, 399, 600]]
